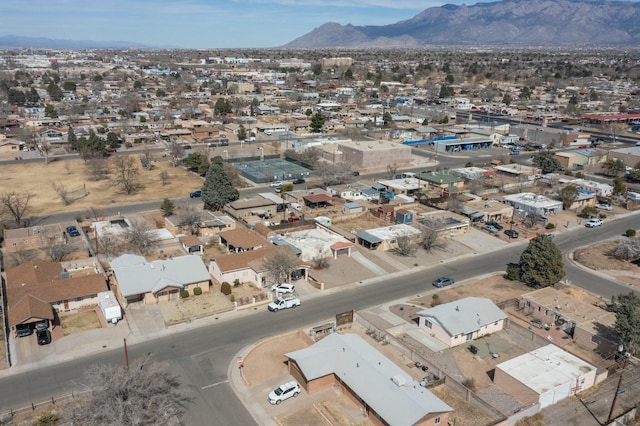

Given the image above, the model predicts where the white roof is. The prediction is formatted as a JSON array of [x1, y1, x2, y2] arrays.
[[496, 344, 596, 394], [286, 334, 452, 426], [110, 254, 210, 297], [365, 224, 422, 241], [417, 297, 507, 336]]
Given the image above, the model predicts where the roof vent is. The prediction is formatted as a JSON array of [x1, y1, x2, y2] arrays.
[[455, 306, 459, 311], [391, 375, 407, 387]]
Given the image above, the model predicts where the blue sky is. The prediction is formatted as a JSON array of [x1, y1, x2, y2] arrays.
[[0, 0, 513, 48]]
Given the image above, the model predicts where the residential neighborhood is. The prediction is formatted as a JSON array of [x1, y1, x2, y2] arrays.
[[1, 47, 640, 425]]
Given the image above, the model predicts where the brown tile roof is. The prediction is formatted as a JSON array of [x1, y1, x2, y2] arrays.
[[213, 245, 298, 273], [179, 235, 203, 247], [8, 295, 54, 327], [304, 194, 333, 204], [219, 228, 267, 249]]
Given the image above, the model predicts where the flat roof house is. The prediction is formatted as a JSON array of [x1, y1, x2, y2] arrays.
[[502, 193, 563, 216], [286, 333, 453, 426], [417, 297, 507, 348]]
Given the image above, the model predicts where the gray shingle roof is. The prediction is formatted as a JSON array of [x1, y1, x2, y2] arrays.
[[111, 255, 210, 297], [286, 334, 452, 426], [417, 297, 506, 337]]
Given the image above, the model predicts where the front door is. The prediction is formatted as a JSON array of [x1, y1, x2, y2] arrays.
[[64, 300, 69, 310]]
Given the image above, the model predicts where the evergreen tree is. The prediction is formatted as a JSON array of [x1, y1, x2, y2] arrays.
[[202, 162, 237, 210], [68, 126, 77, 149], [613, 292, 640, 355], [310, 112, 325, 133], [237, 125, 247, 141], [532, 151, 561, 173], [160, 198, 175, 217], [47, 82, 64, 101], [519, 235, 565, 287]]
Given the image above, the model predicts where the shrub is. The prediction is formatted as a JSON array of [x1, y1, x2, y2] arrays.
[[575, 172, 585, 178], [180, 290, 189, 299], [626, 229, 637, 237], [230, 295, 235, 303], [545, 223, 555, 229], [220, 282, 232, 296], [564, 170, 573, 176], [33, 413, 58, 426], [599, 213, 607, 219], [193, 287, 202, 296], [233, 278, 240, 287], [430, 294, 441, 307], [462, 377, 476, 391], [504, 264, 521, 281]]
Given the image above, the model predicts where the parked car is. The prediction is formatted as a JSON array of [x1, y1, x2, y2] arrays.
[[352, 171, 360, 176], [36, 329, 51, 345], [16, 324, 32, 337], [268, 294, 301, 312], [66, 226, 80, 237], [220, 140, 229, 146], [596, 202, 612, 211], [486, 221, 503, 231], [504, 229, 519, 239], [292, 178, 306, 184], [35, 319, 49, 331], [271, 283, 295, 294], [270, 181, 284, 187], [468, 344, 479, 355], [585, 218, 603, 228], [481, 224, 499, 234], [268, 381, 301, 405], [182, 145, 192, 150], [432, 277, 455, 288], [189, 190, 202, 198]]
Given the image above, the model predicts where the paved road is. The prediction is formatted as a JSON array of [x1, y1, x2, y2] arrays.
[[0, 213, 637, 423]]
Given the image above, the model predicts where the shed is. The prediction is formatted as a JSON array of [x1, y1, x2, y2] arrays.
[[395, 209, 414, 223], [342, 202, 365, 215]]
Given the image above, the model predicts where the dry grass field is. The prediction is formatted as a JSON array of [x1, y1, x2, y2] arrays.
[[60, 310, 101, 336], [2, 158, 205, 217]]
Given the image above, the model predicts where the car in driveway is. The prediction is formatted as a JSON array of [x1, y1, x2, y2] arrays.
[[432, 277, 455, 288], [268, 381, 301, 405], [596, 202, 612, 211], [271, 283, 295, 294], [486, 221, 503, 231], [66, 226, 80, 237], [481, 224, 499, 234], [292, 178, 306, 184], [36, 329, 51, 345], [270, 181, 283, 187], [16, 324, 32, 337], [585, 218, 603, 228], [504, 229, 519, 239], [189, 190, 202, 198]]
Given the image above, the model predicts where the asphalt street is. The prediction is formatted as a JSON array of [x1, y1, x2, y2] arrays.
[[0, 213, 637, 424]]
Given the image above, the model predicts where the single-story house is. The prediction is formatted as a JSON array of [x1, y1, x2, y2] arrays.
[[502, 193, 563, 217], [3, 223, 68, 253], [494, 344, 598, 409], [519, 287, 618, 356], [179, 235, 204, 255], [5, 260, 108, 335], [224, 197, 278, 220], [110, 254, 211, 305], [415, 211, 470, 236], [418, 171, 465, 197], [417, 297, 507, 348], [164, 211, 236, 239], [219, 228, 268, 253], [356, 224, 422, 251], [286, 333, 453, 426]]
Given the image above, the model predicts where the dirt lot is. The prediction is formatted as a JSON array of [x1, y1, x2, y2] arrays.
[[157, 287, 234, 326], [574, 238, 640, 287], [1, 157, 204, 217], [60, 310, 101, 336]]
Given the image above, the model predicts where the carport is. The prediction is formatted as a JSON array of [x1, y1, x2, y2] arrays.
[[355, 231, 382, 250]]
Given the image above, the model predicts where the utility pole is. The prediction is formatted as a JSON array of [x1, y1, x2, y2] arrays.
[[606, 374, 623, 424], [123, 338, 130, 370]]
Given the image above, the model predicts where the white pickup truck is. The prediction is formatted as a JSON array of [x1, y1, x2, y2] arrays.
[[268, 294, 301, 312]]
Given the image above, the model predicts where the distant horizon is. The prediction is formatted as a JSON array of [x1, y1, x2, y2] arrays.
[[2, 0, 637, 49]]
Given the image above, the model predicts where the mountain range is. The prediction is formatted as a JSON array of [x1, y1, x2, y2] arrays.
[[284, 0, 640, 48], [0, 35, 157, 50]]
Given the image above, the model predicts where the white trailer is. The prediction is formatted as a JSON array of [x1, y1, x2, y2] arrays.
[[98, 291, 122, 324]]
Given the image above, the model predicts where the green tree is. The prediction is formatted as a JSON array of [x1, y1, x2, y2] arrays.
[[44, 104, 58, 118], [383, 111, 393, 127], [26, 87, 40, 103], [63, 81, 77, 92], [106, 132, 120, 148], [589, 89, 598, 101], [155, 88, 166, 97], [160, 198, 175, 217], [602, 159, 626, 178], [445, 74, 454, 84], [310, 112, 325, 133], [344, 68, 353, 80], [613, 292, 640, 355], [558, 185, 578, 209], [520, 86, 532, 100], [312, 63, 322, 76], [47, 82, 63, 101], [214, 98, 232, 115], [532, 152, 561, 173], [439, 84, 454, 98], [613, 177, 626, 195], [502, 94, 512, 106], [202, 162, 237, 210], [237, 125, 247, 141], [8, 88, 26, 105], [519, 235, 565, 287], [134, 80, 143, 90], [568, 94, 578, 105], [67, 126, 77, 149]]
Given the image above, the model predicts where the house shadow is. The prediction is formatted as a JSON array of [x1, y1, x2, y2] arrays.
[[486, 368, 496, 382]]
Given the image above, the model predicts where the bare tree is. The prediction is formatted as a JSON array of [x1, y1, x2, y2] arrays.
[[395, 235, 416, 257], [40, 141, 52, 164], [176, 203, 202, 235], [141, 148, 153, 170], [446, 195, 463, 212], [386, 162, 398, 179], [311, 245, 330, 269], [51, 181, 71, 206], [263, 249, 299, 284], [86, 158, 110, 181], [6, 249, 38, 268], [48, 244, 75, 262], [159, 170, 170, 186], [64, 161, 72, 175], [421, 228, 440, 252], [97, 232, 121, 257], [168, 141, 184, 167], [111, 155, 140, 195], [0, 191, 34, 225], [87, 206, 107, 222], [610, 238, 640, 261], [122, 218, 159, 255], [69, 355, 192, 426]]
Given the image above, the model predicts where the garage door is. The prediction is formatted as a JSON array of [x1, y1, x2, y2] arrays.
[[539, 389, 555, 408]]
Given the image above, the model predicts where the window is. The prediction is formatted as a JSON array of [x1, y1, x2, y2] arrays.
[[435, 417, 441, 424], [424, 319, 432, 329], [11, 242, 16, 247]]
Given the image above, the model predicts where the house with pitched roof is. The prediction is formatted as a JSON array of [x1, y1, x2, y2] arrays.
[[5, 260, 108, 335], [109, 254, 211, 305], [286, 333, 453, 426], [3, 223, 68, 252], [218, 228, 268, 253], [417, 297, 507, 348]]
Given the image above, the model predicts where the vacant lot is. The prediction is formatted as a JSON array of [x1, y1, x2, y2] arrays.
[[60, 310, 101, 336], [2, 157, 204, 217]]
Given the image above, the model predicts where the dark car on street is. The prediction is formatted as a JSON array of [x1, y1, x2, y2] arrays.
[[292, 178, 306, 184], [189, 190, 202, 198], [36, 329, 51, 345], [432, 277, 455, 288]]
